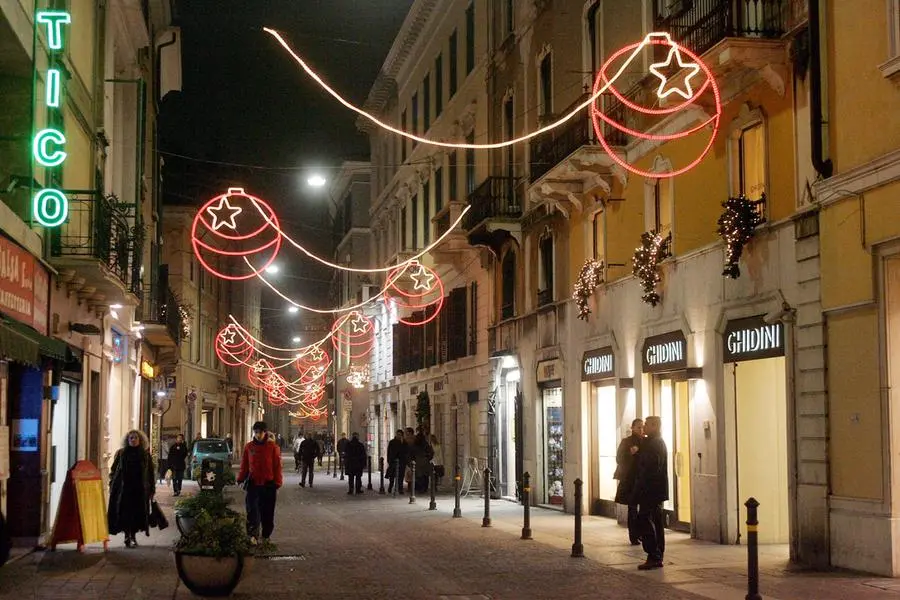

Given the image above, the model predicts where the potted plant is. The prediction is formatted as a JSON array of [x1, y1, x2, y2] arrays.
[[174, 491, 230, 535], [173, 494, 251, 597]]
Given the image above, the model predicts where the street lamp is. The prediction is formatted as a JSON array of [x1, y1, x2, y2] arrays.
[[265, 264, 280, 275], [287, 305, 300, 314], [307, 174, 327, 188], [292, 336, 302, 344]]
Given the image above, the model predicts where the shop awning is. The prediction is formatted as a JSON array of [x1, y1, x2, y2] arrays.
[[0, 322, 40, 366], [1, 317, 68, 361]]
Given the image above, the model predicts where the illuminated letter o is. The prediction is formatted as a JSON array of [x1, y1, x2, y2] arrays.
[[33, 188, 68, 227]]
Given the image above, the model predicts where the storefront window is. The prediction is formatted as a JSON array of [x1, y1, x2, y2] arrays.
[[542, 387, 564, 504], [595, 384, 617, 501]]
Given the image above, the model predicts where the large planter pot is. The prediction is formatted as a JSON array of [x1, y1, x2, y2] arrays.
[[174, 552, 246, 597]]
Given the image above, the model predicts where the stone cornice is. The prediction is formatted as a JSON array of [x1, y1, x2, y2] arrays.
[[813, 147, 900, 206]]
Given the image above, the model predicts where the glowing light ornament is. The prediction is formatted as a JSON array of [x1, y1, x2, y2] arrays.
[[591, 33, 722, 179], [330, 311, 375, 360], [384, 261, 444, 326], [295, 344, 332, 383], [347, 365, 370, 389], [215, 324, 254, 366], [247, 359, 273, 388], [192, 188, 282, 281]]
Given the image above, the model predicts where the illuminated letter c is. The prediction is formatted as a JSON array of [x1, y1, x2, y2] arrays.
[[33, 128, 67, 167]]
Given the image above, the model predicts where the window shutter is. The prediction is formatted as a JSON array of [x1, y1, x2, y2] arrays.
[[439, 295, 449, 363], [448, 287, 467, 360], [469, 281, 478, 355], [410, 311, 425, 371]]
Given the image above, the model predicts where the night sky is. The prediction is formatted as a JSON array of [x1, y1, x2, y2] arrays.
[[159, 1, 413, 326]]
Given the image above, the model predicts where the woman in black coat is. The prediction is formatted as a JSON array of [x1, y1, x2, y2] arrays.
[[107, 430, 156, 548]]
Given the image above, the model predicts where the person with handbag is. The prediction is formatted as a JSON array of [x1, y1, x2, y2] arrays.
[[237, 421, 283, 545], [107, 430, 156, 548], [167, 434, 189, 497]]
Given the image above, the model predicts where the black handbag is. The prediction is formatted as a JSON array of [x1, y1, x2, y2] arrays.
[[149, 501, 169, 530]]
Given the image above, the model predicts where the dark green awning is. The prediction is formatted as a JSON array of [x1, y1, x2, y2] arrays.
[[0, 322, 40, 366], [1, 317, 68, 361]]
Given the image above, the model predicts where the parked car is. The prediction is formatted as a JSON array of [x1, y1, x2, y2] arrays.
[[190, 438, 234, 484]]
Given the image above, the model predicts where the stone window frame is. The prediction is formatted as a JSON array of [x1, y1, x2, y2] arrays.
[[643, 155, 675, 253], [880, 0, 900, 78], [726, 104, 770, 219]]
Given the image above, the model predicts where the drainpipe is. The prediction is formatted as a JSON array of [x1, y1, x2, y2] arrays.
[[808, 0, 833, 179], [154, 30, 178, 242]]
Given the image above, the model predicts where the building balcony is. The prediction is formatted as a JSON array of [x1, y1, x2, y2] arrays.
[[50, 190, 140, 309], [488, 317, 521, 358], [430, 201, 470, 261], [464, 177, 523, 256], [654, 0, 803, 102], [137, 269, 184, 350]]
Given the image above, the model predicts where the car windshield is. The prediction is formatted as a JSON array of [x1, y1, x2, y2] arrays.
[[196, 440, 228, 453]]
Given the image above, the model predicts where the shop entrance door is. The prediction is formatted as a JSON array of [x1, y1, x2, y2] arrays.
[[593, 385, 618, 513], [728, 358, 789, 544], [542, 387, 564, 505], [658, 379, 692, 530]]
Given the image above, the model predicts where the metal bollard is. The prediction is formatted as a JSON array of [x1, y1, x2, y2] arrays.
[[521, 472, 532, 540], [571, 478, 584, 557], [745, 498, 761, 600], [333, 452, 337, 479], [392, 458, 400, 498], [429, 463, 437, 510], [408, 460, 416, 504], [452, 465, 462, 518], [367, 456, 373, 491], [340, 453, 345, 481], [378, 456, 385, 495], [326, 452, 331, 475], [482, 468, 492, 527]]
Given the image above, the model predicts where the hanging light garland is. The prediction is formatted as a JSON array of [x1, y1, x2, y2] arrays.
[[632, 231, 671, 306], [573, 259, 606, 320], [347, 364, 370, 389], [717, 194, 764, 279]]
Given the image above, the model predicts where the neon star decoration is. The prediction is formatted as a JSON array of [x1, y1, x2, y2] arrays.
[[350, 313, 370, 334], [409, 263, 436, 291], [590, 33, 722, 179], [648, 45, 701, 100], [206, 196, 243, 231], [384, 261, 444, 326]]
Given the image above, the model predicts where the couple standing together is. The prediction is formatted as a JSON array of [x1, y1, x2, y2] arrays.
[[615, 416, 668, 571]]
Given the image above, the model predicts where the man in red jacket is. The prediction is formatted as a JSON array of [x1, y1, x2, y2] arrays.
[[237, 421, 283, 545]]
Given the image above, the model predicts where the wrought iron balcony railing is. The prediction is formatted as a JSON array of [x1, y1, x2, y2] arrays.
[[50, 190, 135, 288], [463, 177, 523, 231], [137, 285, 184, 346], [657, 0, 791, 59], [530, 93, 594, 183]]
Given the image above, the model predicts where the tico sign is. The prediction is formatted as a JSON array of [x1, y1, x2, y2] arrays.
[[723, 315, 784, 362], [32, 10, 72, 228]]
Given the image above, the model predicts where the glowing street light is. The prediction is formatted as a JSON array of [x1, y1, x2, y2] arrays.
[[287, 305, 300, 314], [307, 174, 327, 188], [292, 336, 302, 344], [265, 264, 280, 274]]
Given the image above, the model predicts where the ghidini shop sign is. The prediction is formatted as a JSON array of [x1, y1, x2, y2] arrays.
[[642, 330, 688, 373], [723, 315, 785, 362], [32, 10, 72, 228]]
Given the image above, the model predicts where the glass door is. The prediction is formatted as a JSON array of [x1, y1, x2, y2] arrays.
[[656, 378, 692, 529], [596, 385, 617, 502], [542, 387, 564, 504]]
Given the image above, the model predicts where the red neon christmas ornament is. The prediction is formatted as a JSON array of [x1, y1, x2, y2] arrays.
[[330, 311, 375, 360], [384, 261, 445, 326], [191, 187, 282, 281], [215, 324, 254, 366], [247, 359, 274, 387], [295, 344, 332, 382], [590, 33, 721, 179]]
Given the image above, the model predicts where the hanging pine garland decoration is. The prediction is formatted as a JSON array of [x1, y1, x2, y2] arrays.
[[717, 194, 764, 279], [573, 259, 606, 320], [632, 231, 670, 306]]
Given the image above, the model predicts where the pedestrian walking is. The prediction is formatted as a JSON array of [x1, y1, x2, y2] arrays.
[[429, 434, 444, 487], [237, 421, 283, 546], [615, 418, 644, 545], [157, 436, 170, 484], [293, 433, 304, 473], [107, 430, 156, 548], [632, 416, 668, 570], [386, 429, 407, 494], [299, 435, 320, 487], [167, 434, 189, 497], [408, 428, 434, 494], [345, 432, 367, 494], [316, 434, 325, 466], [224, 433, 234, 457], [337, 432, 349, 472]]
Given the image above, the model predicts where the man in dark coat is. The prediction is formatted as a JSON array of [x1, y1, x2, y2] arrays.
[[408, 427, 434, 494], [298, 436, 320, 487], [336, 433, 349, 475], [615, 418, 644, 545], [167, 434, 189, 497], [632, 415, 668, 570], [344, 433, 367, 494], [386, 429, 408, 494]]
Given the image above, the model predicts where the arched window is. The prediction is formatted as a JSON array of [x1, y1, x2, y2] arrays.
[[501, 250, 516, 320]]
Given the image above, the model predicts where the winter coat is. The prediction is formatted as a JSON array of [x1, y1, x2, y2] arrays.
[[631, 434, 669, 506], [238, 438, 283, 488], [336, 437, 349, 456], [614, 434, 642, 505], [344, 438, 367, 476], [386, 438, 407, 466], [299, 437, 320, 462], [0, 510, 10, 567], [167, 442, 189, 472], [407, 434, 433, 469], [107, 446, 156, 536]]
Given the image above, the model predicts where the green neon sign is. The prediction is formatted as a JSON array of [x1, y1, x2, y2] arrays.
[[33, 10, 72, 228]]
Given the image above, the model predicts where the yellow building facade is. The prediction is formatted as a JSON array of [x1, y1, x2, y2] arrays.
[[814, 0, 900, 576]]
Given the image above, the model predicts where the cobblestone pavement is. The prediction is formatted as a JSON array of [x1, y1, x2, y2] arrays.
[[1, 459, 899, 599]]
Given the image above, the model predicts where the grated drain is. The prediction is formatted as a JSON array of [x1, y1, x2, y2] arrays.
[[260, 554, 306, 561]]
